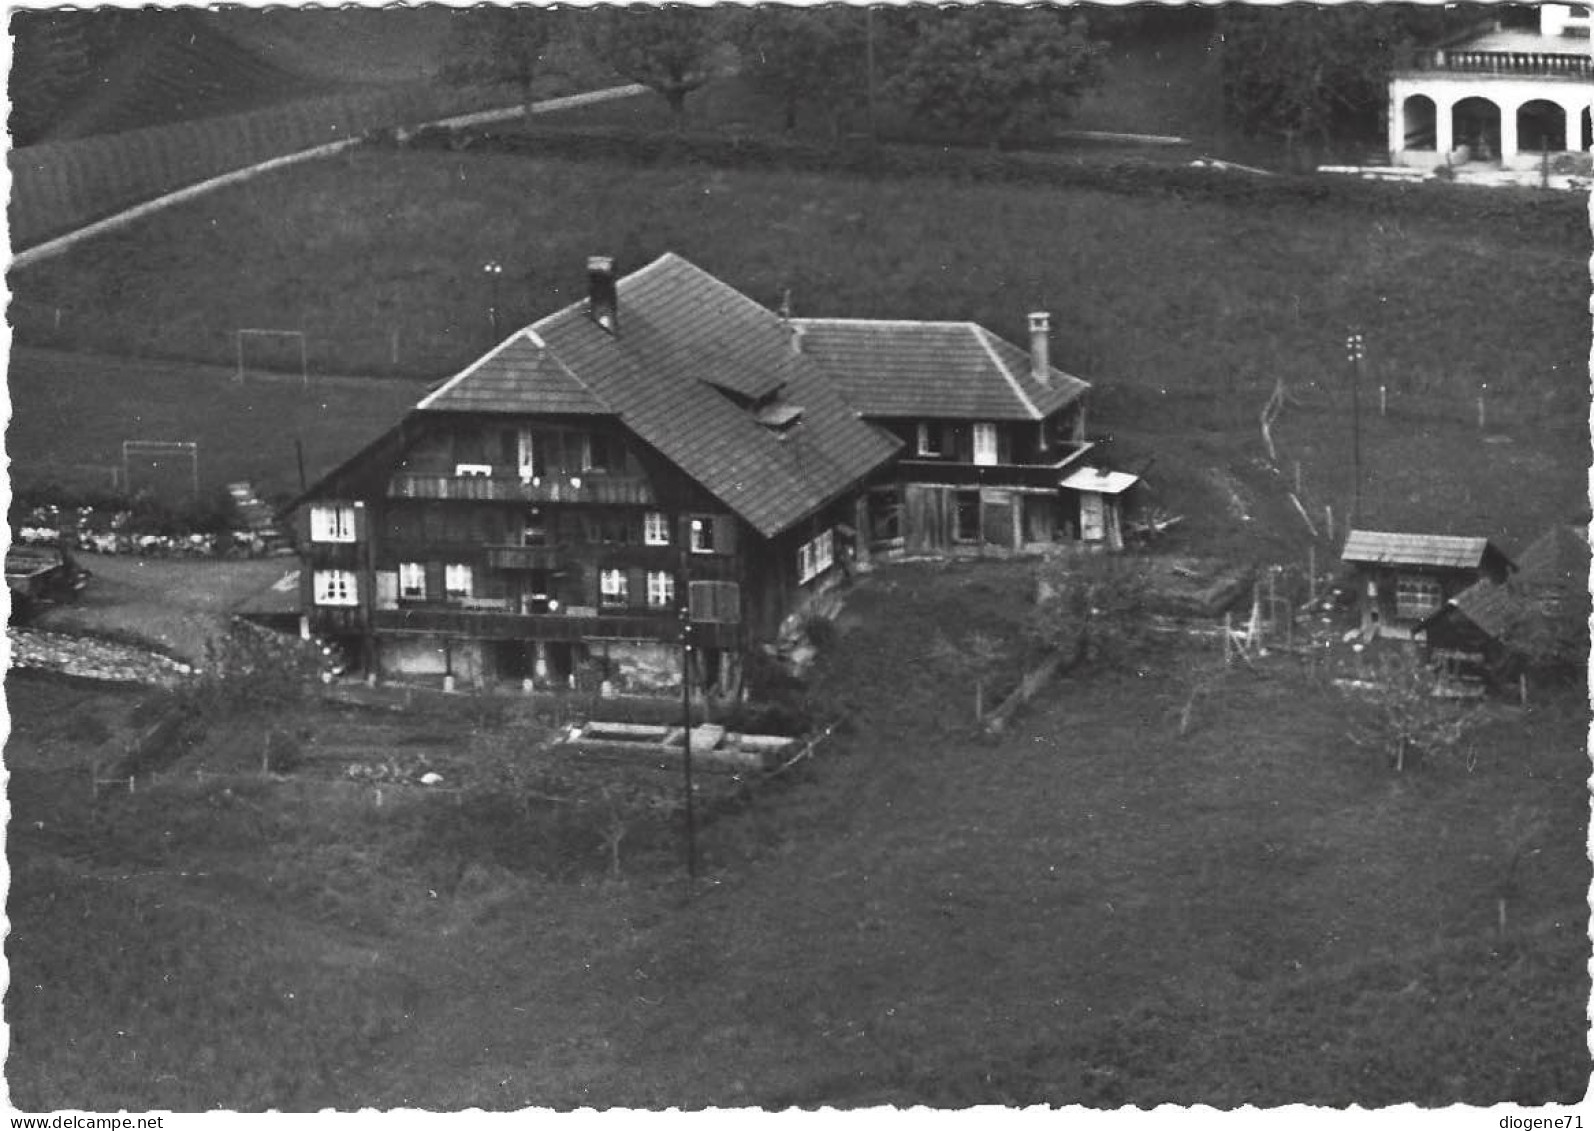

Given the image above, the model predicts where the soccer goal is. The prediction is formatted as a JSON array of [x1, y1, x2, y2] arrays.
[[122, 440, 199, 503], [235, 328, 309, 387]]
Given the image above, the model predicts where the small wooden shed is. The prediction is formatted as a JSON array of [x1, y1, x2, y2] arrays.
[[1060, 466, 1141, 551], [1420, 524, 1589, 681], [1340, 530, 1514, 640]]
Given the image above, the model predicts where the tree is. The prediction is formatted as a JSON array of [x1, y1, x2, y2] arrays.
[[1347, 649, 1485, 773], [1215, 4, 1468, 157], [883, 7, 1104, 147], [1029, 554, 1154, 669], [727, 5, 868, 136], [441, 5, 561, 115], [578, 4, 725, 128]]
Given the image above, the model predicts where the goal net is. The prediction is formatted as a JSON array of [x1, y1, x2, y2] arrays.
[[122, 441, 199, 504], [235, 328, 309, 386]]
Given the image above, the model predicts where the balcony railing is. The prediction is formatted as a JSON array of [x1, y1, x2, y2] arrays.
[[388, 471, 656, 505], [896, 443, 1094, 490], [369, 605, 739, 648], [485, 544, 562, 571], [1407, 48, 1593, 77]]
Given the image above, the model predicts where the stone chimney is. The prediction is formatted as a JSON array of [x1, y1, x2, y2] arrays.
[[587, 256, 618, 334], [1028, 311, 1051, 386]]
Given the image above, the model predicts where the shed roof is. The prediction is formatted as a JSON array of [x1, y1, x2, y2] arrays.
[[1442, 525, 1590, 657], [787, 318, 1088, 421], [1060, 467, 1140, 495], [1341, 530, 1504, 570]]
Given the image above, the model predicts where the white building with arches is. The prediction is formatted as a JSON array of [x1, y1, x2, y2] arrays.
[[1389, 4, 1593, 170]]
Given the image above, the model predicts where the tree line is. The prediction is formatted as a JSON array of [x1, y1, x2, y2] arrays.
[[12, 4, 1503, 154], [448, 3, 1500, 152]]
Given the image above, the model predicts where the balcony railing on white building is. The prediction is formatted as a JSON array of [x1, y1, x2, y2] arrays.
[[1407, 48, 1593, 78]]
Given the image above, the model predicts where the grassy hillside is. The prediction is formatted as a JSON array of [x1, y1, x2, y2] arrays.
[[12, 141, 1586, 555], [5, 348, 426, 503], [8, 563, 1587, 1108]]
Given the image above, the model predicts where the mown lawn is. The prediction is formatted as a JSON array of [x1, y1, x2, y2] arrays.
[[7, 560, 1587, 1109]]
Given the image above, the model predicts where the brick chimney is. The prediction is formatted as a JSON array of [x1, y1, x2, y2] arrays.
[[1028, 311, 1051, 387], [587, 256, 618, 334]]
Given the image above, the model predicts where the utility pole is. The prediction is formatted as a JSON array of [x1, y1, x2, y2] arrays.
[[1345, 330, 1365, 526], [865, 5, 878, 148], [483, 260, 504, 340], [678, 549, 698, 882]]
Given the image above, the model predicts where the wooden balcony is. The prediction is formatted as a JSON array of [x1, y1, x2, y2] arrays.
[[485, 544, 562, 571], [369, 605, 739, 648], [388, 471, 656, 506], [895, 443, 1094, 490]]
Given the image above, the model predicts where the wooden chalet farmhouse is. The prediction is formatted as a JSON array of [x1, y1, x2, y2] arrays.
[[1341, 530, 1515, 641], [291, 253, 1101, 693], [789, 313, 1098, 553]]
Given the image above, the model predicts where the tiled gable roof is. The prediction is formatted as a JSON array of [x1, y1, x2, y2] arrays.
[[1341, 530, 1505, 571], [788, 318, 1089, 421], [445, 253, 899, 537], [418, 330, 612, 415]]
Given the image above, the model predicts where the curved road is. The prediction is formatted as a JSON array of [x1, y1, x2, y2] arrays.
[[11, 83, 646, 271]]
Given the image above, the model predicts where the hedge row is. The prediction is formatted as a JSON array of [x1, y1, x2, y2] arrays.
[[399, 123, 1588, 240], [8, 84, 503, 250]]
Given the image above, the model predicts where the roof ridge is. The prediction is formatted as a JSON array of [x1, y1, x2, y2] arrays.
[[416, 329, 539, 411], [789, 317, 978, 329], [973, 325, 1042, 420]]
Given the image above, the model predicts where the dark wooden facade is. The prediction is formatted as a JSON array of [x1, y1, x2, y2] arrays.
[[300, 412, 851, 692], [857, 405, 1092, 556]]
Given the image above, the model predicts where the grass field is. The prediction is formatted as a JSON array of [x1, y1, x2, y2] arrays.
[[7, 560, 1587, 1108], [9, 138, 1587, 557], [6, 348, 426, 503]]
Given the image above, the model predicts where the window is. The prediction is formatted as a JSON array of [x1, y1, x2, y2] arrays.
[[972, 423, 998, 466], [455, 463, 492, 478], [644, 511, 670, 546], [587, 514, 632, 545], [398, 562, 426, 599], [1395, 576, 1442, 620], [647, 570, 676, 608], [445, 563, 474, 599], [798, 529, 836, 584], [313, 569, 358, 606], [523, 509, 547, 547], [690, 517, 716, 554], [310, 504, 357, 543], [600, 568, 629, 607], [916, 422, 943, 457]]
